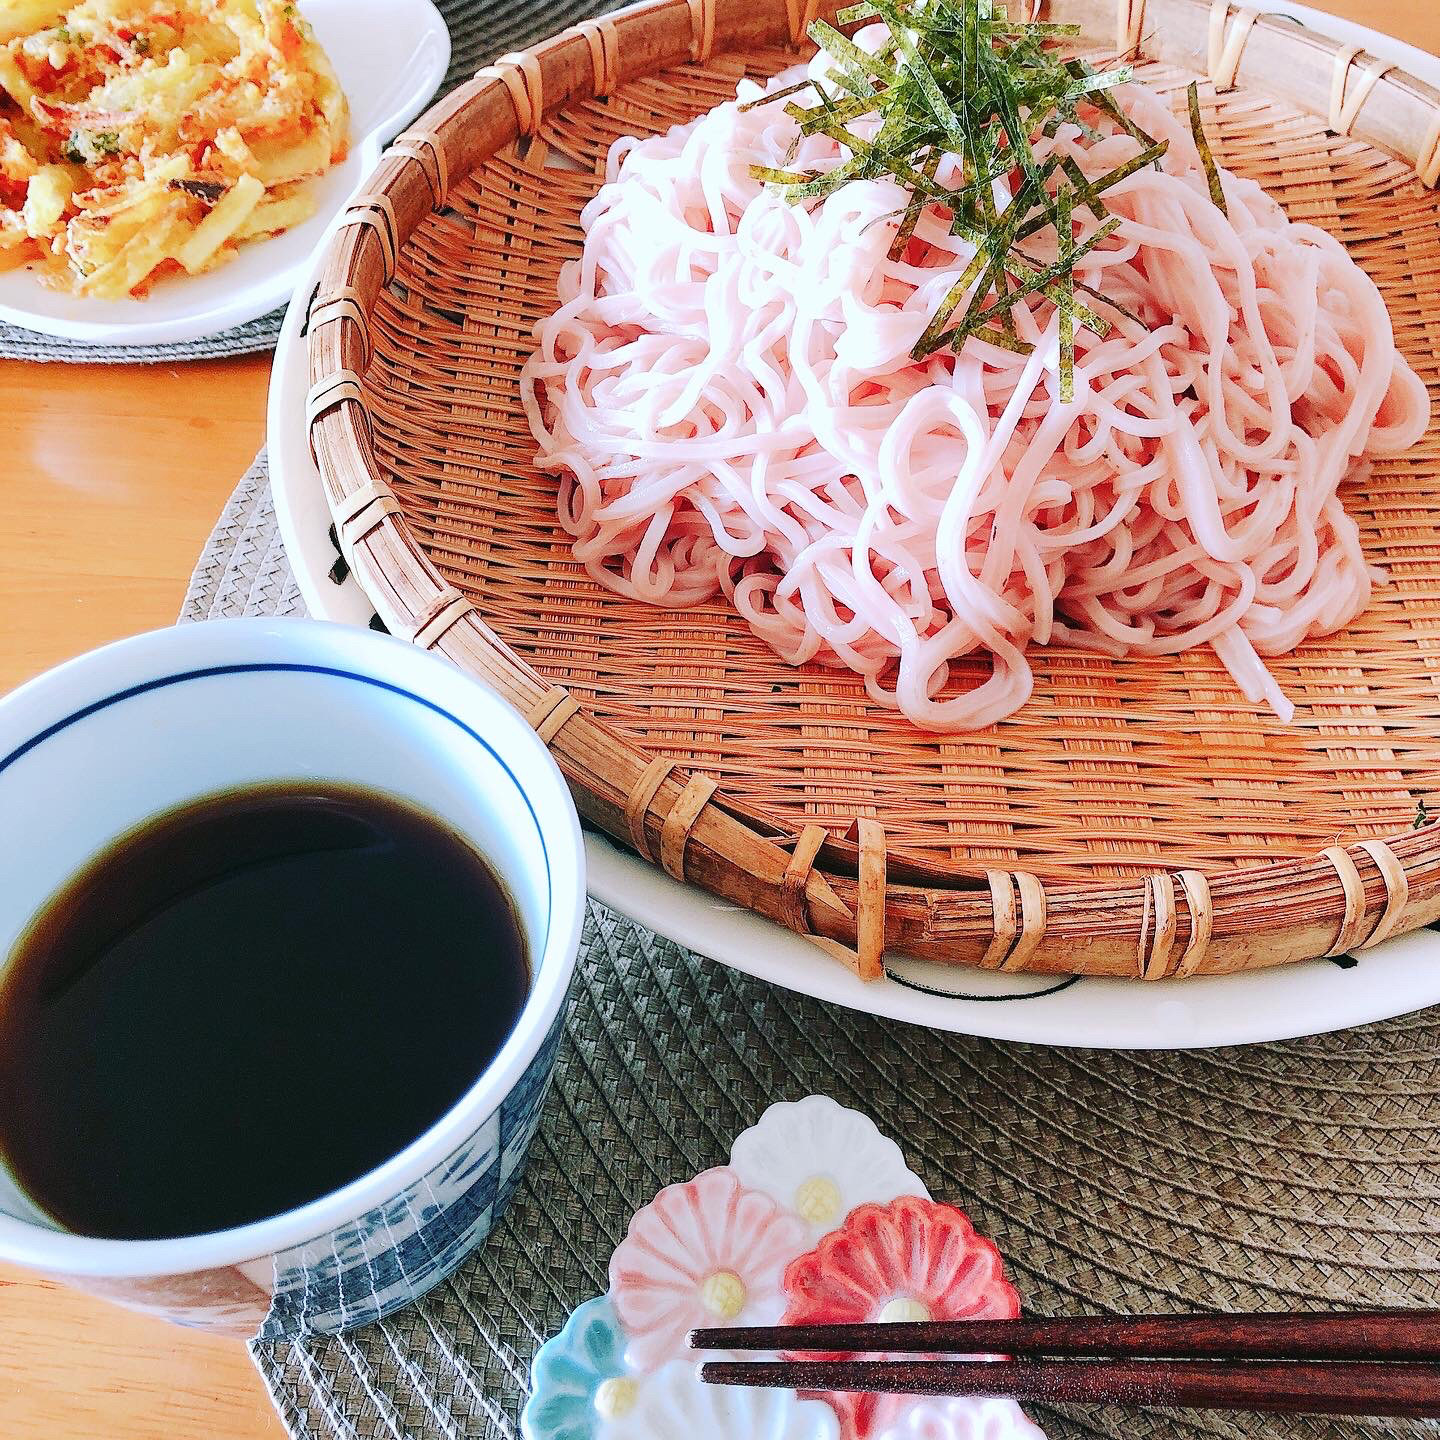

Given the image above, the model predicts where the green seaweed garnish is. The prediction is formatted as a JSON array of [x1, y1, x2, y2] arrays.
[[746, 0, 1169, 385], [1186, 80, 1227, 216], [889, 146, 941, 259], [739, 77, 821, 112]]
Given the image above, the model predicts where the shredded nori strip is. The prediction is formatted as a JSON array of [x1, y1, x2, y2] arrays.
[[1186, 80, 1228, 216], [889, 146, 942, 259], [739, 77, 818, 112], [1056, 185, 1075, 399], [746, 0, 1164, 381]]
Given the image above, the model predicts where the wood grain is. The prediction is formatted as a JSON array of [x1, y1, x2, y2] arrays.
[[692, 1309, 1440, 1358], [0, 355, 271, 694], [0, 1269, 288, 1440], [0, 5, 1436, 1439], [0, 353, 282, 1440], [701, 1357, 1440, 1416], [1302, 0, 1440, 56]]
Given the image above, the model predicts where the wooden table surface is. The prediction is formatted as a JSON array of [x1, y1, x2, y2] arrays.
[[2, 4, 1438, 1437]]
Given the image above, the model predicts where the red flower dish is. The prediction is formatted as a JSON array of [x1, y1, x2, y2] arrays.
[[781, 1196, 1021, 1440]]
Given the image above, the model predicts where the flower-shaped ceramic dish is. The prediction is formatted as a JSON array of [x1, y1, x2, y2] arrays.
[[782, 1197, 1019, 1337], [522, 1098, 1045, 1440], [782, 1197, 1022, 1440], [609, 1167, 808, 1371], [729, 1095, 928, 1239], [0, 0, 449, 345], [524, 1297, 633, 1440], [607, 1361, 843, 1440]]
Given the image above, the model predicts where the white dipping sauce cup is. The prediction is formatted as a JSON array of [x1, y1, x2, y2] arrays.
[[0, 618, 584, 1337]]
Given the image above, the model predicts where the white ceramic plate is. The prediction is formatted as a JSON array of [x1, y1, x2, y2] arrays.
[[269, 2, 1440, 1049], [0, 0, 449, 346]]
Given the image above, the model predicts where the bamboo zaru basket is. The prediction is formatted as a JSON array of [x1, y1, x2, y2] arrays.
[[304, 0, 1440, 980]]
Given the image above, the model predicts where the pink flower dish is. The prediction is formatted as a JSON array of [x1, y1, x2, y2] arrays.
[[524, 1101, 1046, 1440], [781, 1195, 1021, 1439], [608, 1165, 809, 1372]]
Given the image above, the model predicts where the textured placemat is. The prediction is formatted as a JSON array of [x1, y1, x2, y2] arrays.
[[0, 0, 618, 364], [182, 458, 1440, 1440]]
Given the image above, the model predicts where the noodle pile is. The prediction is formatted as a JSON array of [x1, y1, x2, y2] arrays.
[[522, 51, 1429, 729]]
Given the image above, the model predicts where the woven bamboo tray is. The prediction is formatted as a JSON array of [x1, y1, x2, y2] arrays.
[[304, 0, 1440, 980]]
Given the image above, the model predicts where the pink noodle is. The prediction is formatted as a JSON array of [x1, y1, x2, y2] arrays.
[[521, 55, 1429, 730]]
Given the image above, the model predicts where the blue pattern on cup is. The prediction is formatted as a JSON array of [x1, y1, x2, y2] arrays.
[[259, 1006, 567, 1338]]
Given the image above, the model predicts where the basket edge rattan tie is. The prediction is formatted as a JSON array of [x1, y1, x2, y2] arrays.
[[302, 0, 1440, 979]]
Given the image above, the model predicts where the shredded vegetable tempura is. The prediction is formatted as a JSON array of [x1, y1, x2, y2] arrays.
[[0, 0, 348, 296]]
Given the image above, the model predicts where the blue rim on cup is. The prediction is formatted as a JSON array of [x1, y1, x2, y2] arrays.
[[0, 618, 586, 1337]]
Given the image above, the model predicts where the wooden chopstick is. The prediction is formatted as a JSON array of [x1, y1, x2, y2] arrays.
[[697, 1357, 1440, 1418], [690, 1310, 1440, 1361]]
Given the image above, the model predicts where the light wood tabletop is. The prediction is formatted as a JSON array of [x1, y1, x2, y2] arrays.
[[0, 353, 289, 1440], [1, 3, 1437, 1437]]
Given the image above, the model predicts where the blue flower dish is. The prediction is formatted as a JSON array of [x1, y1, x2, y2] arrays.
[[522, 1296, 630, 1440]]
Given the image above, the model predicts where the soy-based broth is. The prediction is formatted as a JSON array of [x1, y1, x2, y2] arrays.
[[0, 784, 528, 1240]]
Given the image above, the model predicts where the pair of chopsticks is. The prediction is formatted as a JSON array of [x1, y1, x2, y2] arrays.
[[689, 1311, 1440, 1417]]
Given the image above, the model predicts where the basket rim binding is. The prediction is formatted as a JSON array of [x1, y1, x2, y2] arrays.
[[303, 0, 1440, 979]]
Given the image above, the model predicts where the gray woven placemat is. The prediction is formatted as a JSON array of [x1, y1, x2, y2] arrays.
[[1, 0, 616, 364], [183, 455, 1440, 1440]]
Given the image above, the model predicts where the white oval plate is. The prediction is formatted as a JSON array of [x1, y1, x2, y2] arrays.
[[0, 0, 449, 346], [270, 2, 1440, 1049]]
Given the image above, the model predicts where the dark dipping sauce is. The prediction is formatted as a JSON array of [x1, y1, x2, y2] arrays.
[[0, 784, 528, 1241]]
